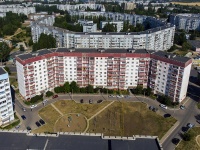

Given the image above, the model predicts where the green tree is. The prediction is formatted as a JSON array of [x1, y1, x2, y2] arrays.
[[86, 84, 94, 93], [133, 85, 143, 94], [0, 42, 11, 61], [46, 91, 54, 97], [4, 66, 11, 75], [102, 22, 117, 32], [28, 38, 33, 46], [33, 33, 56, 51], [143, 87, 152, 96], [20, 45, 24, 51], [63, 82, 70, 93], [70, 81, 80, 93], [182, 132, 192, 141], [182, 42, 191, 51]]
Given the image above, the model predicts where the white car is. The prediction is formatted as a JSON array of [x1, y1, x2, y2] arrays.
[[30, 104, 37, 109], [43, 99, 48, 103], [160, 104, 168, 109]]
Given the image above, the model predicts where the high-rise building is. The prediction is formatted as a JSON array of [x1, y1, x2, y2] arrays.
[[16, 48, 192, 102], [0, 67, 14, 126]]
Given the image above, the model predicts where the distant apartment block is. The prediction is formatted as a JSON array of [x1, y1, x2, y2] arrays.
[[0, 68, 14, 126], [170, 14, 200, 31], [0, 5, 35, 16], [100, 21, 123, 32], [78, 20, 97, 32], [0, 12, 6, 18], [31, 15, 175, 51], [16, 48, 192, 102]]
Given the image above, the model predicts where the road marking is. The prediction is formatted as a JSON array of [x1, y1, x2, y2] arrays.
[[43, 138, 49, 150]]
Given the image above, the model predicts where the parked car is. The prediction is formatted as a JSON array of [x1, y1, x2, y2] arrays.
[[152, 107, 158, 112], [159, 104, 168, 109], [15, 125, 20, 129], [35, 121, 41, 127], [108, 95, 112, 98], [97, 100, 103, 103], [180, 105, 185, 110], [39, 119, 45, 125], [21, 115, 26, 120], [172, 138, 180, 145], [164, 114, 171, 118], [52, 95, 58, 99], [22, 107, 26, 111], [80, 99, 84, 103], [27, 126, 31, 131], [30, 105, 37, 109], [89, 99, 93, 104], [187, 123, 194, 128], [43, 99, 48, 103], [149, 106, 154, 110]]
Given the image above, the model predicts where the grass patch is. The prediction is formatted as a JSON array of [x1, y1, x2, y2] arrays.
[[53, 100, 111, 118], [88, 101, 176, 138], [176, 127, 200, 150], [32, 105, 61, 133], [197, 103, 200, 109], [9, 78, 18, 88], [173, 50, 188, 56]]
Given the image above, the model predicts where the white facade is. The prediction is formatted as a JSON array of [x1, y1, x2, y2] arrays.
[[0, 12, 6, 18], [31, 15, 175, 51], [0, 5, 35, 16], [16, 48, 192, 102], [0, 68, 14, 126], [170, 14, 200, 31], [83, 23, 97, 32], [100, 21, 123, 32]]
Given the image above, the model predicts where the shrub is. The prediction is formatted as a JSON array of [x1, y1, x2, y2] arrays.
[[46, 91, 54, 97]]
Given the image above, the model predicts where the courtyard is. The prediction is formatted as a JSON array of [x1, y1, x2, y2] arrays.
[[33, 100, 176, 139]]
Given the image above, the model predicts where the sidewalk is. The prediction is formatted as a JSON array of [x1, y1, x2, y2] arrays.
[[160, 121, 180, 144]]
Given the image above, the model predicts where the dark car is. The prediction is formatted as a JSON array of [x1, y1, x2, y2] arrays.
[[21, 115, 26, 120], [80, 99, 84, 103], [52, 95, 58, 99], [164, 114, 171, 118], [39, 119, 45, 125], [97, 100, 103, 103], [182, 126, 189, 133], [172, 138, 180, 145], [35, 121, 41, 127], [152, 107, 158, 112], [149, 106, 154, 110], [27, 126, 31, 131]]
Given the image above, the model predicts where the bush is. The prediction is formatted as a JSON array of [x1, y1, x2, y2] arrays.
[[157, 95, 179, 107], [182, 132, 193, 141], [46, 91, 54, 97], [24, 94, 43, 105]]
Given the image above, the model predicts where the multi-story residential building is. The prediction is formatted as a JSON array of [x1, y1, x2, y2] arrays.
[[170, 14, 200, 31], [16, 48, 192, 102], [0, 5, 35, 16], [0, 67, 14, 126], [83, 23, 97, 32], [0, 12, 6, 18], [31, 15, 175, 51], [100, 21, 123, 32]]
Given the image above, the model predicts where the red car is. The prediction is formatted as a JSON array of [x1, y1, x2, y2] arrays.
[[52, 95, 58, 99]]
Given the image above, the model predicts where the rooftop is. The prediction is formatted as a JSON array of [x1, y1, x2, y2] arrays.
[[16, 48, 191, 64], [152, 51, 191, 63], [0, 132, 161, 150]]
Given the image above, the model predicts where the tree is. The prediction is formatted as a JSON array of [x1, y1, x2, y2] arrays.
[[182, 42, 191, 51], [143, 87, 152, 96], [182, 132, 192, 141], [28, 39, 33, 46], [46, 91, 54, 97], [70, 81, 79, 93], [133, 85, 143, 95], [86, 84, 94, 93], [33, 33, 56, 51], [20, 45, 25, 51], [4, 66, 11, 75], [0, 42, 11, 62], [102, 22, 117, 32], [63, 82, 70, 93]]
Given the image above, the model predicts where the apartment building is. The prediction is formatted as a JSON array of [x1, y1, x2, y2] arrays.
[[0, 68, 14, 126], [100, 21, 123, 32], [0, 12, 6, 18], [83, 23, 97, 32], [31, 15, 175, 51], [0, 5, 35, 16], [16, 48, 192, 102], [170, 14, 200, 31]]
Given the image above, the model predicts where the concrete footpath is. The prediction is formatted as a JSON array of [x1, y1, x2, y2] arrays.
[[160, 121, 180, 144]]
